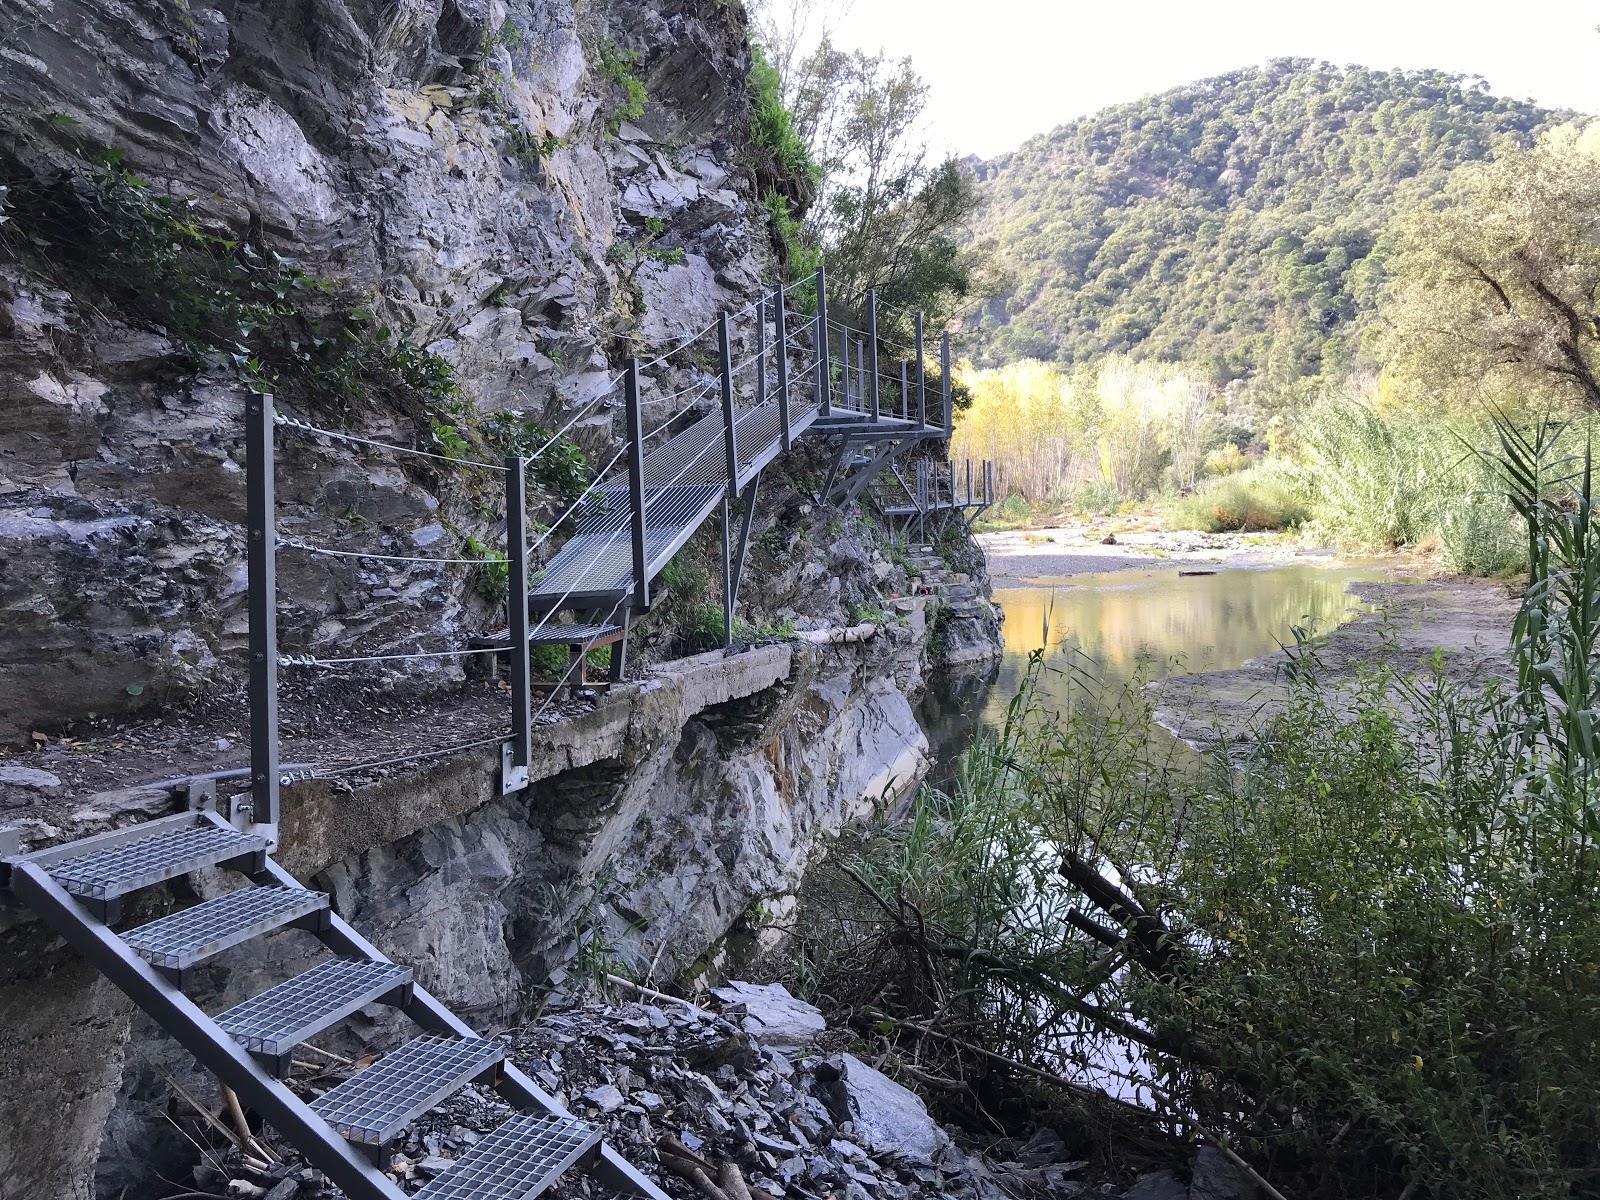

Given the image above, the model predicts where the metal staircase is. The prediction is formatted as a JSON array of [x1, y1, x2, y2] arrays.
[[0, 808, 665, 1200]]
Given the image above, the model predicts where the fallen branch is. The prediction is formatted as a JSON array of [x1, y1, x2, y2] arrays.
[[867, 1010, 1165, 1126], [658, 1136, 731, 1200], [1058, 851, 1177, 977], [883, 1011, 1287, 1199], [221, 1086, 277, 1165], [1144, 1084, 1291, 1200], [796, 622, 878, 644], [295, 1042, 354, 1067], [605, 973, 712, 1018], [718, 1162, 757, 1200]]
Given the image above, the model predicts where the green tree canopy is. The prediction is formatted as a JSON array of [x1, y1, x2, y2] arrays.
[[968, 60, 1554, 385], [1378, 123, 1600, 412]]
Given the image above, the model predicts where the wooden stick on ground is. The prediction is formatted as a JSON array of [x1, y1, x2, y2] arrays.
[[606, 973, 712, 1017], [221, 1086, 278, 1165]]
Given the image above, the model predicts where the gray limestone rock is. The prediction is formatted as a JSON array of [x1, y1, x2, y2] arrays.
[[711, 980, 827, 1051], [816, 1053, 948, 1164]]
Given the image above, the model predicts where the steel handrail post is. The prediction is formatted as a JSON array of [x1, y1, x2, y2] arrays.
[[504, 453, 532, 793], [775, 290, 792, 449], [915, 311, 927, 430], [625, 358, 650, 610], [718, 312, 739, 501], [245, 391, 280, 843]]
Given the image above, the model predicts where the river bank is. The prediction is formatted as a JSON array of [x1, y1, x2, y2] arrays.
[[981, 518, 1380, 582], [973, 521, 1520, 751]]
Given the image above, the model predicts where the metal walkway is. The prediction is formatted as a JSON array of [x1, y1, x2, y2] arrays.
[[529, 392, 822, 611], [0, 808, 660, 1200], [506, 280, 958, 737]]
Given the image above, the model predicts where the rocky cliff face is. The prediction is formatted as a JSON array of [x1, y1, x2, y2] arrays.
[[0, 0, 788, 737], [0, 4, 1006, 1196]]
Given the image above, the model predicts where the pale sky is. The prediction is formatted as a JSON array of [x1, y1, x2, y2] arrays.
[[823, 0, 1600, 159]]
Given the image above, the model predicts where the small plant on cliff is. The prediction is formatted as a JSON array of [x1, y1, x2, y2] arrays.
[[607, 216, 686, 312], [505, 127, 569, 166], [2, 154, 466, 433], [481, 412, 592, 502], [461, 535, 509, 607], [595, 39, 647, 136], [748, 48, 820, 292]]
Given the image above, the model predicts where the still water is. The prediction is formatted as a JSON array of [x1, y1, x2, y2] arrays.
[[925, 562, 1391, 764]]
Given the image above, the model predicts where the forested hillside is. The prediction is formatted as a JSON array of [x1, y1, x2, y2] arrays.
[[968, 60, 1555, 382]]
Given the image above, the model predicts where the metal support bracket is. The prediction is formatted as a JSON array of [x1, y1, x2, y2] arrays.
[[730, 477, 761, 604], [817, 436, 851, 506]]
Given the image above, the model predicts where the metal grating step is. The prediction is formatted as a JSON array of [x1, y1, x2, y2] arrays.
[[472, 623, 624, 651], [416, 1114, 601, 1200], [310, 1035, 504, 1146], [215, 959, 412, 1057], [526, 622, 623, 646], [41, 819, 267, 902], [124, 886, 329, 970]]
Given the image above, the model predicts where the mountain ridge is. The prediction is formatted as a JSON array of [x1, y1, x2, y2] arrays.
[[965, 58, 1563, 384]]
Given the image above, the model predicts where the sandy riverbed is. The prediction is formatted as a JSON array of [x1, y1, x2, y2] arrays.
[[976, 519, 1520, 750], [979, 520, 1346, 581]]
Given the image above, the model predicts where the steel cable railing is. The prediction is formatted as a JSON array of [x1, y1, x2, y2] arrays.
[[238, 267, 956, 813]]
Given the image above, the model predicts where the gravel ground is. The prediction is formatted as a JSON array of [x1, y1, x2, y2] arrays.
[[979, 521, 1342, 582]]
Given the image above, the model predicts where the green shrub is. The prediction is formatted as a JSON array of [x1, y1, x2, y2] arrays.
[[1203, 441, 1248, 476], [1174, 461, 1310, 532], [1296, 399, 1522, 573], [596, 40, 647, 135], [1069, 479, 1120, 515], [763, 192, 820, 295], [749, 48, 818, 188], [791, 426, 1600, 1199], [461, 536, 508, 607], [4, 157, 461, 423], [481, 412, 591, 502]]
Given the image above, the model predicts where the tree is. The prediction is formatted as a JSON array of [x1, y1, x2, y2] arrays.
[[1377, 123, 1600, 412], [749, 1, 980, 340]]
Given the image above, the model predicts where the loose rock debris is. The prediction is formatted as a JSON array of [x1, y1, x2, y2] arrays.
[[197, 984, 1124, 1200]]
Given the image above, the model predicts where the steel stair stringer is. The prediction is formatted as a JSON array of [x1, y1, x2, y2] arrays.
[[7, 855, 409, 1200], [3, 809, 670, 1200], [249, 849, 669, 1200]]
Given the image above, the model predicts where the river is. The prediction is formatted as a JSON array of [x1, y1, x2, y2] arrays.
[[923, 560, 1395, 783]]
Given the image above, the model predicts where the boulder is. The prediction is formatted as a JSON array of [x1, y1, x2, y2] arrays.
[[1190, 1145, 1257, 1200], [814, 1053, 947, 1163], [1125, 1170, 1187, 1200], [711, 980, 826, 1052]]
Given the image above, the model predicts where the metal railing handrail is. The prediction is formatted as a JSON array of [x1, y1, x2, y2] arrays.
[[242, 265, 967, 826]]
